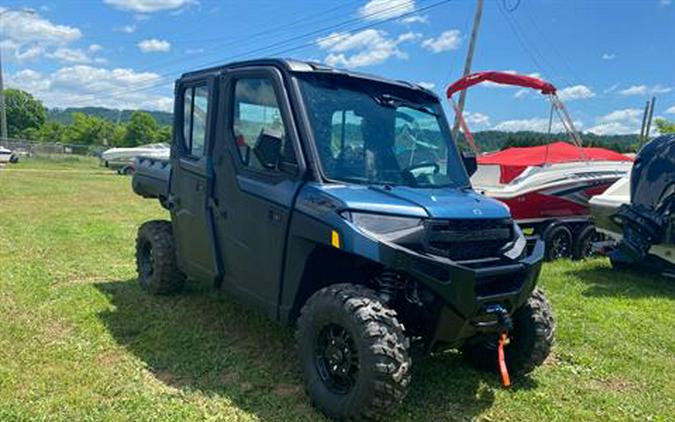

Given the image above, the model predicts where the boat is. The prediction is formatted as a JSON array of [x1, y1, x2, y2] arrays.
[[100, 143, 170, 170], [447, 71, 633, 260], [0, 146, 17, 164], [590, 134, 674, 276]]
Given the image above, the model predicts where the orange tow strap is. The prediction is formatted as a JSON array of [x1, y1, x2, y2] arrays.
[[497, 331, 511, 387]]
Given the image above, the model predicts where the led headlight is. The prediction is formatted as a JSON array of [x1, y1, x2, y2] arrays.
[[501, 222, 527, 259], [342, 211, 423, 236]]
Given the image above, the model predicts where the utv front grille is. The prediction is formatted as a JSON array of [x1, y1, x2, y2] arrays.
[[423, 218, 514, 261]]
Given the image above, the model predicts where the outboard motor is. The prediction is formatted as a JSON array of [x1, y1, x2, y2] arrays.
[[612, 135, 675, 263]]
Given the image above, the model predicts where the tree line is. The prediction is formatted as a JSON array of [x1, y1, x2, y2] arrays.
[[4, 88, 674, 150], [4, 89, 171, 147]]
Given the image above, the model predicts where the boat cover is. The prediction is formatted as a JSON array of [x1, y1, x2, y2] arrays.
[[477, 141, 632, 184]]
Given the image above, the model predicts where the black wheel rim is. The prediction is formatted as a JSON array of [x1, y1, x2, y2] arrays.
[[315, 324, 359, 394], [139, 240, 154, 283], [550, 231, 572, 259], [582, 230, 603, 258]]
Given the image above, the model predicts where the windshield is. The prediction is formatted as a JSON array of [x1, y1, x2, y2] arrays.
[[297, 74, 469, 188]]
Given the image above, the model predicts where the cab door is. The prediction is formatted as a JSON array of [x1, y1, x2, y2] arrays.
[[170, 77, 219, 282], [210, 67, 305, 318]]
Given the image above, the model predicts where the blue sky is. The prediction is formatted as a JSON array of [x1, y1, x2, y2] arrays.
[[1, 0, 673, 135]]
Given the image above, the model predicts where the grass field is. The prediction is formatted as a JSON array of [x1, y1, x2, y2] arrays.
[[0, 157, 673, 421]]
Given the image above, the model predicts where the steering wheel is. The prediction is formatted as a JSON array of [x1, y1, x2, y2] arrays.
[[402, 161, 440, 174]]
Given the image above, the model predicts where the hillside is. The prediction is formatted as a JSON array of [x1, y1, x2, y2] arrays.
[[47, 107, 173, 126]]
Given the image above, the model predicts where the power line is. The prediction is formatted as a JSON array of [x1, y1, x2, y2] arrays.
[[64, 0, 454, 108]]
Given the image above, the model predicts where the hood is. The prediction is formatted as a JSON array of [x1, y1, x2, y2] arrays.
[[319, 184, 511, 220]]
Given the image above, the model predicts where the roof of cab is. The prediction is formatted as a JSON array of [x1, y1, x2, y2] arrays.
[[179, 58, 436, 97]]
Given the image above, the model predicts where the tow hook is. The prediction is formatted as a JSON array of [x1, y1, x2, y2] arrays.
[[484, 304, 512, 332], [485, 304, 512, 387]]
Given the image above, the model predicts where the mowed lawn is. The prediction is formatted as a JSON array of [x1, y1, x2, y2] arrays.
[[0, 157, 673, 421]]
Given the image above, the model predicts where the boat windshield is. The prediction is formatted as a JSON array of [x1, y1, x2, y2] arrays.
[[297, 74, 469, 188]]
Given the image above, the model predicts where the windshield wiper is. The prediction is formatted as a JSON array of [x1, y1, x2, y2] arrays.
[[373, 94, 438, 117]]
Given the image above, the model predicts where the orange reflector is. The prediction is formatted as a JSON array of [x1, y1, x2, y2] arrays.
[[331, 230, 340, 248], [498, 331, 511, 387]]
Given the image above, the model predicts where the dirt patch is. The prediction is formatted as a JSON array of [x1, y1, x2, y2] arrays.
[[273, 383, 303, 398], [591, 377, 635, 392]]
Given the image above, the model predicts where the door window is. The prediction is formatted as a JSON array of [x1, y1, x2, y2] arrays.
[[231, 78, 294, 170], [181, 84, 210, 157]]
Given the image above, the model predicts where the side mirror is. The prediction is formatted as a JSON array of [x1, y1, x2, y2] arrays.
[[462, 151, 478, 177], [254, 131, 282, 169]]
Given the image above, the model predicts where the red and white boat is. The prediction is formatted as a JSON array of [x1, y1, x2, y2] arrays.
[[447, 72, 633, 260]]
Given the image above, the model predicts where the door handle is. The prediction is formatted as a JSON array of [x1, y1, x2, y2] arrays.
[[268, 209, 283, 225]]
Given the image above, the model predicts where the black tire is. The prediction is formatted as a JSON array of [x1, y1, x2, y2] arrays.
[[122, 165, 135, 176], [544, 225, 573, 261], [572, 224, 599, 260], [462, 288, 554, 377], [296, 284, 411, 421], [135, 220, 185, 295]]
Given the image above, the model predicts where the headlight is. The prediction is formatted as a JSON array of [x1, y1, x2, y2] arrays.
[[501, 223, 527, 259], [343, 211, 423, 235]]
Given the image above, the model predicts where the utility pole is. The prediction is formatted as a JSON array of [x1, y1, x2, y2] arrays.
[[645, 96, 656, 141], [0, 8, 36, 142], [452, 0, 484, 142]]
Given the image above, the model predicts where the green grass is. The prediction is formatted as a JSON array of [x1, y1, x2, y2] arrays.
[[0, 158, 673, 421]]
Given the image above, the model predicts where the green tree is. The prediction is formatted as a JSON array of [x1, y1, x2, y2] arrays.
[[63, 112, 116, 145], [37, 121, 67, 143], [155, 125, 172, 143], [123, 111, 158, 146], [4, 89, 46, 138], [654, 118, 675, 134]]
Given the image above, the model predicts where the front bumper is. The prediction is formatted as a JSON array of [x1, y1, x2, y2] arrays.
[[376, 238, 545, 350]]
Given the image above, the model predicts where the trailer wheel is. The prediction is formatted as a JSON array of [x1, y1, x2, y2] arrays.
[[461, 288, 554, 377], [296, 284, 411, 421], [573, 225, 600, 260], [135, 220, 185, 295], [544, 225, 573, 261]]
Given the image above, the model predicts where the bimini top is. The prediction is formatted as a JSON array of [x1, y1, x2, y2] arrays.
[[446, 71, 556, 97], [478, 141, 633, 184]]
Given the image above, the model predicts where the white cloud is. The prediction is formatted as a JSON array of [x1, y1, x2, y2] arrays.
[[557, 85, 595, 101], [601, 52, 616, 60], [417, 81, 435, 90], [137, 38, 171, 53], [359, 0, 415, 21], [46, 48, 92, 63], [0, 8, 81, 62], [597, 108, 642, 124], [618, 84, 672, 96], [586, 108, 643, 135], [317, 29, 419, 68], [0, 40, 44, 63], [0, 8, 81, 46], [114, 24, 137, 33], [494, 117, 583, 132], [400, 14, 428, 24], [5, 66, 173, 112], [665, 105, 675, 114], [104, 0, 195, 13], [88, 44, 103, 53], [464, 111, 491, 128], [421, 30, 462, 53], [586, 122, 636, 136]]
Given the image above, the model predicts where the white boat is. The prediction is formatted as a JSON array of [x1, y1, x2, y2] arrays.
[[101, 143, 170, 169], [447, 71, 633, 259], [0, 146, 15, 164]]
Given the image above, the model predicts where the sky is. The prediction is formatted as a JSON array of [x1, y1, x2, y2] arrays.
[[1, 0, 674, 135]]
